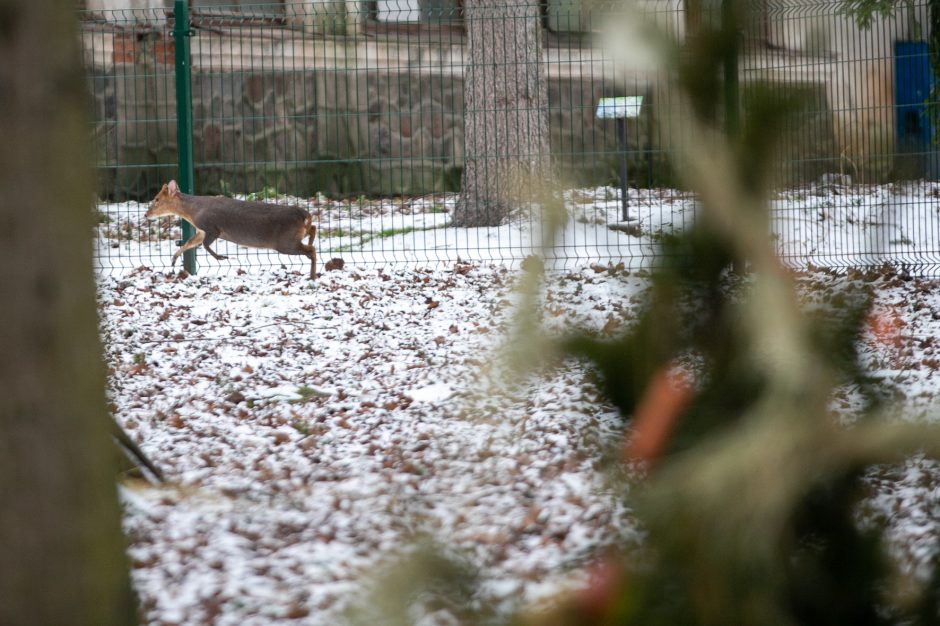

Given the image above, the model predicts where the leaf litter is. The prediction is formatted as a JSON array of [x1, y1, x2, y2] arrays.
[[96, 181, 940, 624], [101, 263, 644, 624]]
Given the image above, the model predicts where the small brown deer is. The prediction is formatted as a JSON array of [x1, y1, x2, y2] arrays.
[[146, 180, 317, 278]]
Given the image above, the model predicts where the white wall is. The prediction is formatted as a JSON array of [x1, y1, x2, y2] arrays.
[[85, 0, 167, 10], [765, 0, 930, 178]]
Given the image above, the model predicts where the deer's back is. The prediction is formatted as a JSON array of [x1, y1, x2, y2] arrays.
[[185, 195, 308, 248]]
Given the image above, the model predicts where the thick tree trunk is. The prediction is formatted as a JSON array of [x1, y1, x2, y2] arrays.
[[0, 2, 136, 625], [455, 0, 551, 227]]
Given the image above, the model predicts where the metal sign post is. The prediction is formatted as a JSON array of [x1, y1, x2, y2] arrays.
[[596, 96, 643, 223]]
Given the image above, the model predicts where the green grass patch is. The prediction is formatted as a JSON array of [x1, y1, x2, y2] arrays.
[[292, 385, 331, 404], [291, 420, 312, 436], [246, 186, 279, 201], [333, 224, 446, 253]]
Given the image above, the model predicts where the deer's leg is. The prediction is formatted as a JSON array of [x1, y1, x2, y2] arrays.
[[278, 223, 317, 278], [306, 222, 317, 278], [277, 241, 317, 278], [172, 229, 205, 266], [201, 232, 228, 261], [306, 244, 317, 279]]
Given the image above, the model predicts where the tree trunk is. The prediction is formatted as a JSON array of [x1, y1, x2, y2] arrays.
[[0, 2, 137, 625], [455, 0, 551, 227]]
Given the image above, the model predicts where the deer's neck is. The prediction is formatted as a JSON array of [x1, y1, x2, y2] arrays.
[[174, 193, 201, 223]]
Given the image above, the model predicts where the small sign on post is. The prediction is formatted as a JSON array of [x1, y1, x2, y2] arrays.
[[596, 96, 643, 223]]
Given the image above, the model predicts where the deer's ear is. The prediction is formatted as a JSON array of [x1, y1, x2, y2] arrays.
[[168, 180, 180, 195]]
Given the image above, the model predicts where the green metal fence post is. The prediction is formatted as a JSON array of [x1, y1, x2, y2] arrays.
[[173, 0, 197, 275]]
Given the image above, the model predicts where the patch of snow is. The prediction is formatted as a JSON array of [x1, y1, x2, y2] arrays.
[[405, 383, 456, 404]]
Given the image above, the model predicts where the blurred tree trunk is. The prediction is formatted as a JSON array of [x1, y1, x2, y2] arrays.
[[455, 0, 550, 227], [0, 2, 136, 625], [685, 0, 703, 34]]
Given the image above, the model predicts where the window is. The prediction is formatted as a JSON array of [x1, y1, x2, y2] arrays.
[[373, 0, 462, 24], [190, 0, 284, 10], [366, 0, 597, 42], [545, 0, 594, 33]]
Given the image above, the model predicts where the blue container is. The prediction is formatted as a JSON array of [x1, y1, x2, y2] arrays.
[[895, 40, 939, 178]]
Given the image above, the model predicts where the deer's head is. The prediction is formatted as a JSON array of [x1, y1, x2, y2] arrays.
[[146, 180, 185, 219]]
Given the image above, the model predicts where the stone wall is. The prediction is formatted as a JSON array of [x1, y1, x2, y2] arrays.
[[86, 28, 836, 201], [85, 28, 658, 200]]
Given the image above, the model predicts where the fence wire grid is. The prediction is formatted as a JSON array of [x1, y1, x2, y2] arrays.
[[83, 0, 940, 275]]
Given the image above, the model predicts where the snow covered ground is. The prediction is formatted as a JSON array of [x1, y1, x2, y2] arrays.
[[102, 264, 645, 624], [97, 183, 940, 624], [94, 187, 694, 273], [96, 181, 940, 275]]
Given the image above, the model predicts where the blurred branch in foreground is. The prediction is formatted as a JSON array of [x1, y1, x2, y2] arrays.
[[542, 0, 940, 623]]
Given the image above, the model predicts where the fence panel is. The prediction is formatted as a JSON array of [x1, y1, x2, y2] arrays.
[[83, 0, 940, 275]]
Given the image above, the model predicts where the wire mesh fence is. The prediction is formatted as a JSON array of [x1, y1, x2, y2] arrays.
[[82, 0, 940, 275]]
